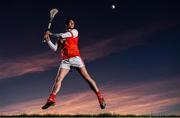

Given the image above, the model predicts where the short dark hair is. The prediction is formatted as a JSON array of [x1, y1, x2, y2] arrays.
[[65, 19, 74, 25]]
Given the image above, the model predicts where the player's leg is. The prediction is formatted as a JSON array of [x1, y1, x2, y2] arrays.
[[77, 67, 99, 92], [77, 66, 106, 109], [51, 68, 70, 95], [42, 68, 70, 109]]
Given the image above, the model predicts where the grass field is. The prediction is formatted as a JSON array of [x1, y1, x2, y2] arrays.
[[0, 113, 179, 118]]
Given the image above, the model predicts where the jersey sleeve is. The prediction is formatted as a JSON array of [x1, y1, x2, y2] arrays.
[[47, 40, 58, 52], [71, 29, 78, 37], [53, 29, 78, 39]]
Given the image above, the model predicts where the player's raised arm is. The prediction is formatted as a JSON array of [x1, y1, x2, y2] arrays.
[[44, 31, 58, 52], [52, 29, 78, 39]]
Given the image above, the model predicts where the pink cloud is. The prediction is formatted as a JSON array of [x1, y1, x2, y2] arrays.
[[0, 52, 58, 79], [0, 21, 177, 79], [0, 77, 179, 115]]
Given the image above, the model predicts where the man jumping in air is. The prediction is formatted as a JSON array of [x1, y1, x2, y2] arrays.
[[42, 19, 106, 109]]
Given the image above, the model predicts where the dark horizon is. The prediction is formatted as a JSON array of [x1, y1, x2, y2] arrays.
[[0, 0, 179, 115]]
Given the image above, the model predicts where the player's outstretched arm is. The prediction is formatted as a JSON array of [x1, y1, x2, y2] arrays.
[[47, 40, 58, 52], [44, 31, 58, 52]]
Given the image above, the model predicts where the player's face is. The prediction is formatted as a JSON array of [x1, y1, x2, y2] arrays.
[[66, 20, 74, 29]]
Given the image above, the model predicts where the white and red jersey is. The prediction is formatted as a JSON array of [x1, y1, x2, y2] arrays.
[[47, 29, 81, 60], [60, 30, 80, 59]]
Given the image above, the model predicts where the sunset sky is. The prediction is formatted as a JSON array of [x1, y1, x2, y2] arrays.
[[0, 0, 180, 116]]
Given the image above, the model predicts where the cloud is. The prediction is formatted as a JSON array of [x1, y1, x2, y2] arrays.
[[81, 21, 177, 61], [0, 52, 58, 79], [0, 77, 179, 115], [0, 21, 177, 79]]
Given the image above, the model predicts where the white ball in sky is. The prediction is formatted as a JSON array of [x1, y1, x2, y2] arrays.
[[111, 5, 116, 9]]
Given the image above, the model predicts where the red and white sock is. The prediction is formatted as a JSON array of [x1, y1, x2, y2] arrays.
[[48, 93, 56, 102], [96, 91, 103, 99]]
